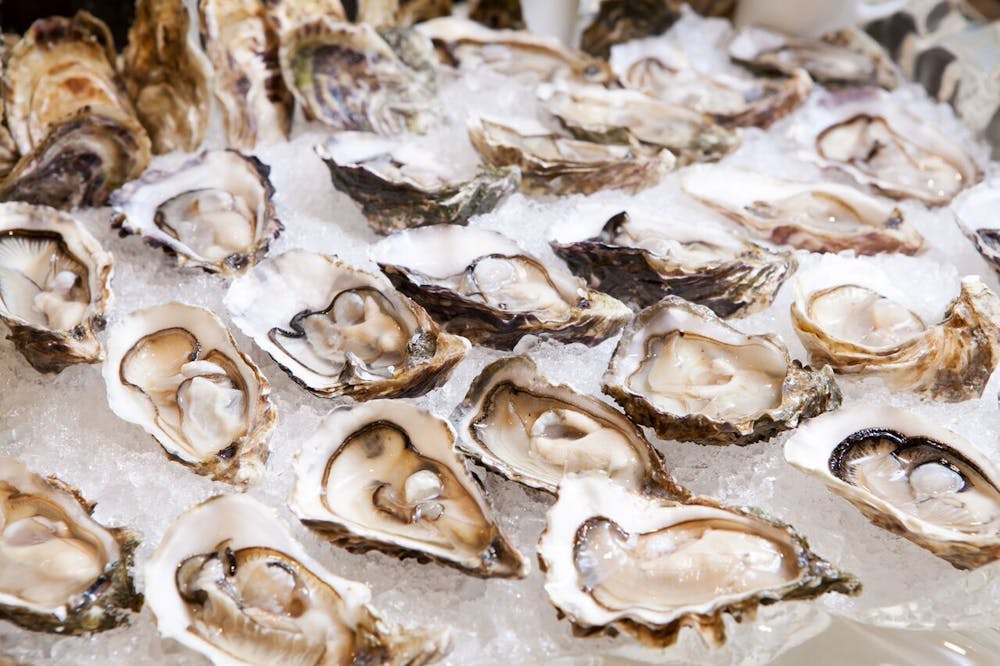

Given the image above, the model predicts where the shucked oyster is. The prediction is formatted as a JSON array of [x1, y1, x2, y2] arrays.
[[315, 132, 519, 234], [681, 164, 923, 255], [103, 303, 276, 486], [791, 271, 1000, 402], [290, 400, 528, 578], [0, 202, 112, 373], [226, 250, 468, 400], [0, 457, 141, 634], [375, 224, 633, 349], [551, 210, 794, 317], [786, 406, 1000, 569], [453, 355, 686, 497], [146, 493, 450, 665], [953, 179, 1000, 279], [604, 297, 841, 445], [469, 118, 673, 196], [111, 150, 282, 276], [538, 473, 859, 647]]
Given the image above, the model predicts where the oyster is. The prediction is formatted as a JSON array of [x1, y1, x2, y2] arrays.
[[146, 493, 450, 665], [264, 0, 346, 35], [680, 164, 923, 255], [374, 224, 633, 349], [0, 60, 16, 179], [796, 90, 981, 206], [397, 0, 454, 25], [469, 118, 673, 195], [103, 302, 276, 486], [225, 250, 468, 399], [785, 406, 1000, 569], [538, 473, 859, 647], [289, 400, 528, 578], [200, 0, 293, 149], [279, 18, 439, 134], [550, 210, 794, 316], [953, 179, 1000, 279], [0, 457, 141, 634], [452, 355, 686, 497], [110, 150, 282, 276], [604, 297, 841, 445], [0, 202, 112, 373], [580, 0, 681, 59], [790, 272, 1000, 402], [315, 132, 519, 233], [121, 0, 213, 154], [540, 83, 739, 165]]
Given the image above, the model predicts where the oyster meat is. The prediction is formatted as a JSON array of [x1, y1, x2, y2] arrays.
[[225, 250, 468, 400], [953, 179, 1000, 279], [791, 271, 1000, 402], [681, 164, 923, 255], [111, 150, 282, 276], [550, 209, 794, 316], [289, 400, 528, 578], [103, 302, 277, 486], [604, 297, 841, 445], [0, 457, 141, 634], [315, 132, 519, 234], [469, 117, 673, 196], [0, 202, 112, 373], [146, 493, 450, 665], [374, 224, 633, 349], [453, 355, 686, 496], [785, 406, 1000, 569], [121, 0, 213, 154], [538, 473, 859, 647]]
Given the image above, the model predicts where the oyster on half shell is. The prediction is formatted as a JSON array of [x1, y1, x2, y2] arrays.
[[604, 297, 841, 445], [953, 179, 1000, 279], [290, 400, 528, 578], [538, 473, 859, 647], [453, 355, 687, 497], [786, 406, 1000, 570]]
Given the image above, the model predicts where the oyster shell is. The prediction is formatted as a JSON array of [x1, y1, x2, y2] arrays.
[[315, 132, 519, 233], [550, 210, 795, 316], [0, 202, 112, 373], [468, 0, 524, 30], [225, 250, 468, 399], [452, 355, 686, 497], [121, 0, 213, 154], [785, 406, 1000, 569], [580, 0, 680, 59], [469, 118, 673, 195], [604, 297, 841, 445], [103, 302, 276, 486], [374, 224, 633, 349], [279, 18, 439, 134], [146, 493, 450, 665], [110, 150, 281, 276], [200, 0, 293, 149], [680, 164, 923, 255], [289, 400, 528, 578], [540, 83, 739, 165], [0, 457, 141, 634], [0, 60, 17, 179], [538, 473, 859, 647], [953, 179, 1000, 279], [264, 0, 346, 35], [791, 273, 1000, 402]]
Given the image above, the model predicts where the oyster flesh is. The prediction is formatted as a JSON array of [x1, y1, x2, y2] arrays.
[[469, 117, 673, 196], [289, 400, 528, 578], [111, 150, 282, 276], [225, 250, 468, 400], [103, 302, 277, 486], [681, 164, 923, 255], [145, 493, 450, 665], [453, 355, 686, 497], [785, 405, 1000, 569], [315, 132, 519, 234], [550, 209, 794, 316], [791, 271, 1000, 402], [604, 297, 841, 445], [538, 473, 859, 647], [374, 224, 633, 349], [0, 456, 141, 634], [0, 202, 112, 373], [953, 179, 1000, 279]]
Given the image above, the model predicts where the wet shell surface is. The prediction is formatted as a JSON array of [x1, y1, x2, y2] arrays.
[[953, 179, 1000, 279]]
